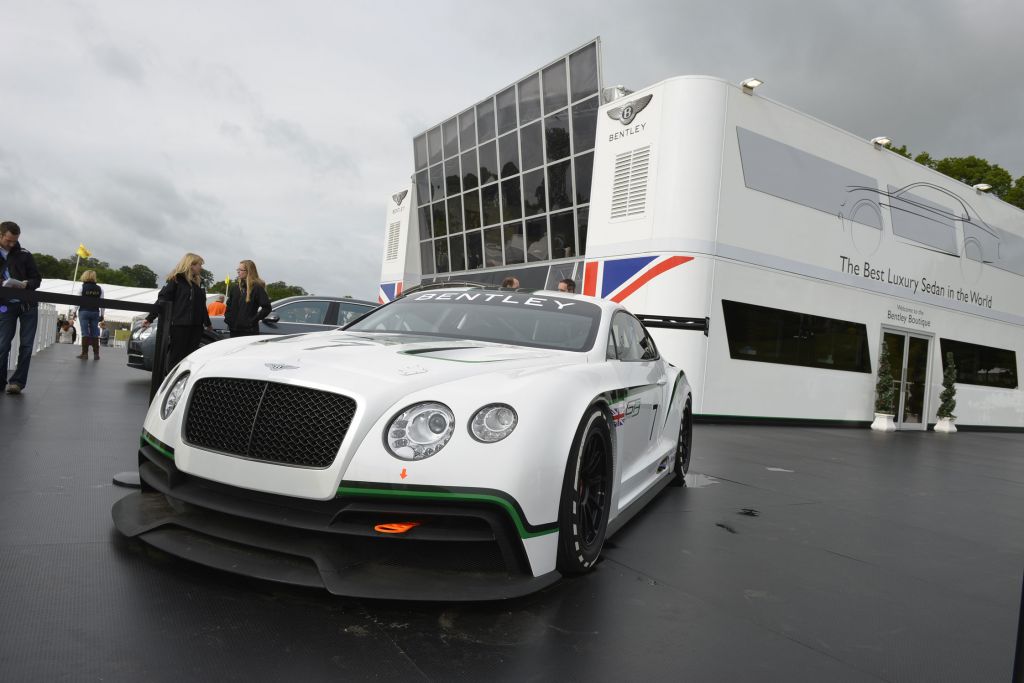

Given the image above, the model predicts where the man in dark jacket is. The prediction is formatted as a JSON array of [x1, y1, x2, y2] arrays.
[[0, 221, 43, 395]]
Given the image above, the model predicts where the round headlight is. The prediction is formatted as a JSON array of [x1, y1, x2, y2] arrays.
[[139, 326, 154, 340], [385, 402, 455, 460], [161, 371, 190, 419], [469, 404, 518, 443]]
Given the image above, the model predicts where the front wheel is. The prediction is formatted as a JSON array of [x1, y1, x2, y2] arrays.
[[671, 398, 693, 486], [557, 406, 613, 575]]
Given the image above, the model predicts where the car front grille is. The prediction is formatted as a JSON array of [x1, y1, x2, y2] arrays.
[[184, 378, 357, 468]]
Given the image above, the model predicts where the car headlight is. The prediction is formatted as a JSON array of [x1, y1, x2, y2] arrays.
[[161, 371, 190, 419], [139, 326, 154, 340], [385, 402, 455, 460], [469, 404, 518, 443]]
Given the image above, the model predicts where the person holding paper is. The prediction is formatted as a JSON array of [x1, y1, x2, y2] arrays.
[[0, 221, 42, 395]]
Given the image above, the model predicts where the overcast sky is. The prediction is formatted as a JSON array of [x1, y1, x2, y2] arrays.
[[3, 0, 1021, 299]]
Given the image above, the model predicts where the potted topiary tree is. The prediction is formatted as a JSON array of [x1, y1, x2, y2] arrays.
[[934, 351, 957, 433], [871, 341, 897, 431]]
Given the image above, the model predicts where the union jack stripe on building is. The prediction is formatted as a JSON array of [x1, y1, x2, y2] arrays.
[[582, 255, 693, 302], [378, 281, 403, 304]]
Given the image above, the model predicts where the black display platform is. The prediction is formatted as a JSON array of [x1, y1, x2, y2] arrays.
[[1, 344, 1021, 681]]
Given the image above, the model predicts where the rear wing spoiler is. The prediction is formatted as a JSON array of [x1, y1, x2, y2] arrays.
[[635, 314, 709, 336]]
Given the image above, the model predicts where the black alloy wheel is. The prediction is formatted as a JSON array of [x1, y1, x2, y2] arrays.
[[557, 407, 612, 575], [671, 398, 693, 486]]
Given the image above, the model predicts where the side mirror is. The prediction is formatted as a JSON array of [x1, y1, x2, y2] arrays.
[[263, 314, 280, 325]]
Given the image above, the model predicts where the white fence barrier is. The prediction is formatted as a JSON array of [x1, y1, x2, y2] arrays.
[[5, 303, 58, 372]]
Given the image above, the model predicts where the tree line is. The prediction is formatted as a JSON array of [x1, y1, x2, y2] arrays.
[[884, 145, 1024, 209], [35, 253, 308, 300]]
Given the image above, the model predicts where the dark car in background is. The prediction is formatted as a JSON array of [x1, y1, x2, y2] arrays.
[[127, 296, 377, 372]]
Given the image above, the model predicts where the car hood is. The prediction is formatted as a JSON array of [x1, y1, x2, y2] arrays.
[[188, 330, 585, 398]]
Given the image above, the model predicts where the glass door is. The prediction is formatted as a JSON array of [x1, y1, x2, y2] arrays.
[[881, 330, 932, 431]]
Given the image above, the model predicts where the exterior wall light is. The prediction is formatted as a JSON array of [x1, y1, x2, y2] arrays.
[[740, 78, 764, 95], [871, 136, 892, 149], [973, 183, 993, 193]]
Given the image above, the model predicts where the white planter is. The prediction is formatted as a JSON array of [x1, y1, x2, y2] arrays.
[[871, 413, 896, 432], [933, 416, 957, 433]]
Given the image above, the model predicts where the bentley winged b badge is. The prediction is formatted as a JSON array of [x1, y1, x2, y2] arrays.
[[392, 190, 409, 205], [264, 363, 299, 371], [606, 94, 653, 126]]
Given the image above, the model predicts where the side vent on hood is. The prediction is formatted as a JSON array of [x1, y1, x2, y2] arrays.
[[610, 145, 651, 219]]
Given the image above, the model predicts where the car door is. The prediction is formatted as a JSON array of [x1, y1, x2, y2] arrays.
[[261, 299, 334, 335], [607, 312, 667, 507]]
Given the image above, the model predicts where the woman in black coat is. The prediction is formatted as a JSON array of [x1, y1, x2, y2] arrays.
[[142, 252, 211, 371], [225, 259, 272, 337]]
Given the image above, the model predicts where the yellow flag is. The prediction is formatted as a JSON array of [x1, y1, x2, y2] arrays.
[[76, 244, 91, 258], [225, 275, 231, 291]]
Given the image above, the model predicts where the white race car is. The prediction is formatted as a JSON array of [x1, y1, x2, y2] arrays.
[[113, 287, 694, 600]]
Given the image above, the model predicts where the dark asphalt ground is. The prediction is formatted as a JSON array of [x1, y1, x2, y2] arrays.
[[1, 344, 1022, 682]]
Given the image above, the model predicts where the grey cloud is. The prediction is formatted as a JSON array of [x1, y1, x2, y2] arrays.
[[0, 147, 80, 240], [86, 174, 239, 276], [90, 43, 146, 85], [191, 62, 262, 110], [257, 116, 357, 177], [190, 60, 357, 177], [219, 121, 244, 140], [92, 170, 197, 233]]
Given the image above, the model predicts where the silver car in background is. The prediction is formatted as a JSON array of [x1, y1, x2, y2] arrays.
[[127, 295, 377, 372]]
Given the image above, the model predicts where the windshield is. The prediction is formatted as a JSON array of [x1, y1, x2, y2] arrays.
[[347, 291, 601, 352]]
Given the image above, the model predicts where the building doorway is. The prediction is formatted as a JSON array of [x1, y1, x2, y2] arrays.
[[881, 329, 933, 430]]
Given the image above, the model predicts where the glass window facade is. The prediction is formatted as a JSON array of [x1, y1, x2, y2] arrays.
[[940, 339, 1018, 389], [722, 300, 872, 373], [412, 40, 601, 282]]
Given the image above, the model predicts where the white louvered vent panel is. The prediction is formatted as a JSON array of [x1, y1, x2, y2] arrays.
[[384, 221, 401, 261], [610, 145, 651, 219], [627, 147, 650, 215], [610, 152, 633, 218]]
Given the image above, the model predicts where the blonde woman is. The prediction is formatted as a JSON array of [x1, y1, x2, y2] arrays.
[[142, 253, 211, 371], [225, 259, 272, 338], [75, 270, 104, 359]]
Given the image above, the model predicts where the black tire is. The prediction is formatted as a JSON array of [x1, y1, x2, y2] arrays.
[[671, 398, 693, 486], [557, 406, 613, 575]]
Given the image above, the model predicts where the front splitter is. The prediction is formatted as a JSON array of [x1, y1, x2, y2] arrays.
[[112, 490, 560, 601]]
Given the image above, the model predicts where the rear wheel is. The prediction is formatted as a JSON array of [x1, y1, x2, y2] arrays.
[[671, 398, 693, 486], [557, 407, 613, 575]]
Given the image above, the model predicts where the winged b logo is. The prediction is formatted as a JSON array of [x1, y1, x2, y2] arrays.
[[606, 94, 653, 126], [265, 363, 299, 371], [392, 190, 409, 205]]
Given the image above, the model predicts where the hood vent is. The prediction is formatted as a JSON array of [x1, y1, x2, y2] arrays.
[[610, 145, 651, 219]]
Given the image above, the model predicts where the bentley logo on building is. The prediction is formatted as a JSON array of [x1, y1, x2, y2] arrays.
[[392, 190, 409, 205], [607, 94, 653, 125]]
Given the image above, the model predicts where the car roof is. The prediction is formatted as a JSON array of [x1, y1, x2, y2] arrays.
[[271, 295, 377, 307]]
